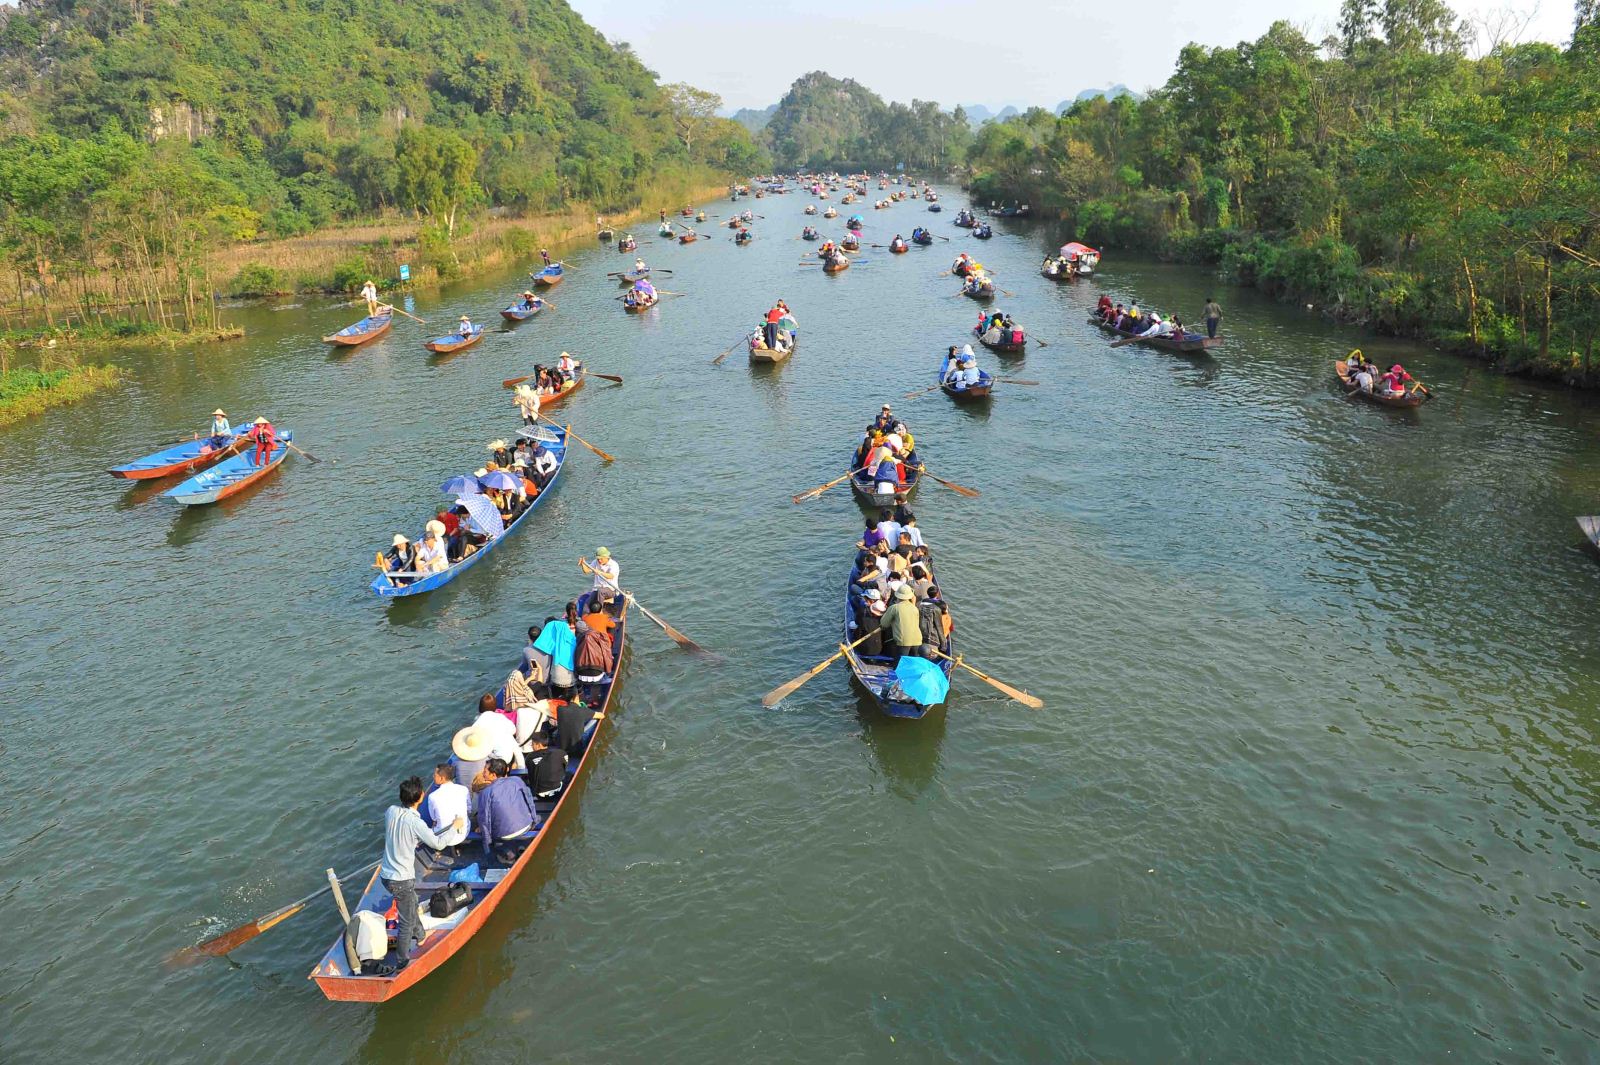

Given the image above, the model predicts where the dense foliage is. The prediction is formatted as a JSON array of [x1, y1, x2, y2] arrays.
[[763, 72, 971, 172], [0, 0, 764, 326], [964, 3, 1600, 377]]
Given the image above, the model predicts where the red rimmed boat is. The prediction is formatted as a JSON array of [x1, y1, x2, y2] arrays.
[[311, 594, 628, 1002], [108, 431, 248, 480], [322, 313, 393, 347], [422, 326, 485, 355]]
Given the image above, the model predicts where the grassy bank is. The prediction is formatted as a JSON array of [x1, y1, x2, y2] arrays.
[[219, 172, 732, 299], [0, 363, 126, 427], [1, 322, 244, 351]]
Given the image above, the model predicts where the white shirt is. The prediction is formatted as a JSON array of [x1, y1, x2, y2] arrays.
[[417, 537, 448, 573], [877, 519, 903, 549], [360, 282, 377, 301], [558, 357, 575, 375], [884, 432, 904, 453], [959, 368, 980, 385], [534, 449, 558, 476], [471, 710, 522, 766], [903, 525, 926, 548], [425, 780, 470, 833], [590, 558, 620, 595], [516, 392, 540, 417]]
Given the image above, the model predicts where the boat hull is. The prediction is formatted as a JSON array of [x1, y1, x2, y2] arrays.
[[323, 314, 393, 347], [1088, 317, 1221, 354], [109, 434, 246, 480], [940, 370, 995, 401], [162, 431, 292, 506], [850, 454, 920, 508], [311, 595, 628, 1000], [372, 430, 567, 598], [842, 576, 951, 719], [423, 328, 485, 354]]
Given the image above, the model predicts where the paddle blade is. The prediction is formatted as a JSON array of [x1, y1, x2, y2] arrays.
[[589, 372, 624, 383], [502, 374, 533, 388], [971, 669, 1044, 708], [167, 902, 306, 966]]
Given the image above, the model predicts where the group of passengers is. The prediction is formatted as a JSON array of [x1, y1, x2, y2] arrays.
[[847, 501, 953, 662], [381, 435, 561, 583], [977, 311, 1022, 347], [941, 344, 985, 388], [1094, 295, 1189, 339], [1345, 351, 1417, 397], [853, 404, 919, 495], [513, 353, 580, 425], [375, 569, 624, 973], [753, 300, 798, 352]]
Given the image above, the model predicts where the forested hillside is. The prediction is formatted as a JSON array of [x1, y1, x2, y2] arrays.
[[965, 3, 1600, 378], [762, 72, 970, 171], [0, 0, 764, 327]]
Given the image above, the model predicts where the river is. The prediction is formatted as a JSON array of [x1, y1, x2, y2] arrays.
[[4, 182, 1600, 1063]]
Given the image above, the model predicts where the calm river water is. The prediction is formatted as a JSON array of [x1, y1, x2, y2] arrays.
[[5, 183, 1600, 1063]]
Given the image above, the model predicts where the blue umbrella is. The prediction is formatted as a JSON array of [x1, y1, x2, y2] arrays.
[[440, 475, 478, 496], [454, 493, 505, 538], [478, 470, 520, 491], [893, 656, 950, 706]]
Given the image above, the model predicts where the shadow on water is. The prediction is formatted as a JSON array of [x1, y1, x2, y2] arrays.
[[114, 477, 175, 511], [854, 688, 948, 799]]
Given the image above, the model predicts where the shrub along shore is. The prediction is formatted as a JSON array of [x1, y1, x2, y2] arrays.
[[0, 364, 126, 427]]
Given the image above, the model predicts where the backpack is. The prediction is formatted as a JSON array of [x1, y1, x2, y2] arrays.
[[346, 910, 388, 967]]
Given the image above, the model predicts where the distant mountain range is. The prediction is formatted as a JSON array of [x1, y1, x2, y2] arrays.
[[729, 104, 778, 134], [957, 86, 1143, 126]]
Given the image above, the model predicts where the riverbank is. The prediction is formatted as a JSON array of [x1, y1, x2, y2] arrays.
[[0, 363, 125, 427], [218, 172, 732, 299]]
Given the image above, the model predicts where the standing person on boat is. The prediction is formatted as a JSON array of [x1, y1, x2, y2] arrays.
[[514, 385, 540, 427], [475, 758, 541, 862], [764, 304, 784, 349], [360, 280, 379, 317], [1097, 294, 1114, 318], [1202, 297, 1223, 339], [247, 416, 275, 467], [882, 585, 924, 660], [584, 547, 620, 609], [207, 409, 231, 449], [634, 257, 648, 275], [777, 301, 797, 340], [540, 248, 552, 267], [381, 776, 465, 973]]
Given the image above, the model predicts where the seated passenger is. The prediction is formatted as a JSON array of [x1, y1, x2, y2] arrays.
[[475, 758, 541, 861], [425, 762, 471, 849], [385, 534, 417, 584], [417, 524, 449, 574], [524, 734, 567, 799]]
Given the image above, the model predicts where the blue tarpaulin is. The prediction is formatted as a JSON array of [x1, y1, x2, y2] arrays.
[[894, 656, 949, 706]]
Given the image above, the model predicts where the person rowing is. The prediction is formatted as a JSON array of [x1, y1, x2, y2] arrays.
[[518, 290, 543, 312], [457, 314, 475, 337], [890, 235, 907, 252], [1380, 363, 1413, 397], [633, 257, 648, 275], [207, 408, 232, 450]]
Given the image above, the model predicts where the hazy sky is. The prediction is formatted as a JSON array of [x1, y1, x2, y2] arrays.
[[569, 0, 1573, 110]]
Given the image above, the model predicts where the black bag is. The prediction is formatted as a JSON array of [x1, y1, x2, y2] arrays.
[[428, 883, 472, 918]]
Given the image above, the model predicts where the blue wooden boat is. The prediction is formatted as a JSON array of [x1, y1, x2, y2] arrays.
[[372, 427, 567, 597], [530, 263, 565, 287], [939, 365, 995, 402], [108, 431, 247, 480], [311, 588, 628, 1000], [423, 326, 484, 354], [500, 299, 545, 322], [842, 563, 953, 719], [162, 431, 292, 505], [927, 203, 943, 213], [322, 313, 393, 347]]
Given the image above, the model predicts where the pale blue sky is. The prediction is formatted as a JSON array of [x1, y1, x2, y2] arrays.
[[569, 0, 1572, 110]]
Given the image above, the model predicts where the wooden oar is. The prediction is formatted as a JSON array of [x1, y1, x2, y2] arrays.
[[916, 464, 980, 498], [903, 383, 943, 399], [928, 648, 1043, 708], [762, 633, 874, 706], [588, 371, 624, 384], [379, 304, 426, 325], [284, 440, 320, 464], [1032, 337, 1050, 348], [580, 559, 707, 653], [996, 378, 1039, 385], [711, 336, 747, 366], [543, 417, 613, 463], [794, 465, 868, 503], [167, 860, 380, 965]]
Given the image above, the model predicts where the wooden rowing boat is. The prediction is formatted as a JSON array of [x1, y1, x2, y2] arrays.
[[974, 324, 1025, 355], [108, 431, 247, 480], [823, 256, 850, 274], [939, 366, 995, 401], [423, 326, 484, 354], [850, 450, 920, 508], [1334, 360, 1429, 408], [530, 263, 564, 287], [372, 428, 567, 598], [617, 269, 651, 285], [622, 292, 658, 312], [311, 588, 628, 1000], [162, 431, 291, 506], [678, 233, 698, 244], [889, 242, 908, 254], [500, 300, 544, 322], [842, 559, 952, 719], [596, 228, 613, 242], [1578, 515, 1600, 549], [322, 313, 393, 347], [1087, 316, 1220, 354], [962, 279, 995, 300], [749, 331, 795, 364]]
